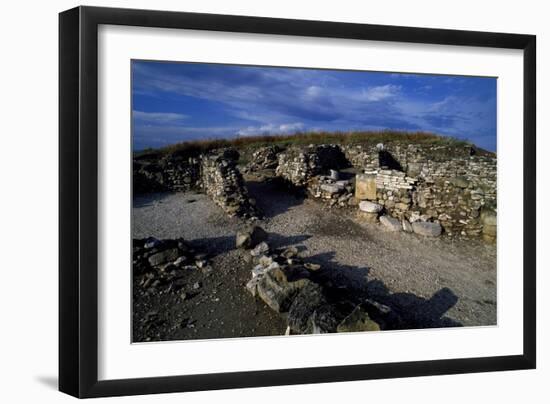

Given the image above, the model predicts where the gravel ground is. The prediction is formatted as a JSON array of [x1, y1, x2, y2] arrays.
[[133, 178, 497, 341]]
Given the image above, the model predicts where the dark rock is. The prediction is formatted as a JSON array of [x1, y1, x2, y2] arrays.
[[309, 305, 341, 333], [148, 248, 180, 267], [256, 267, 310, 312], [364, 299, 402, 329], [336, 305, 381, 333], [144, 237, 162, 249], [287, 282, 326, 333], [236, 226, 268, 249]]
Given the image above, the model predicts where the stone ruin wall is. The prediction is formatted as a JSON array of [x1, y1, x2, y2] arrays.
[[133, 141, 497, 240], [133, 155, 201, 194], [276, 142, 496, 240], [199, 149, 260, 219], [275, 144, 349, 187], [342, 143, 497, 239], [133, 149, 259, 219]]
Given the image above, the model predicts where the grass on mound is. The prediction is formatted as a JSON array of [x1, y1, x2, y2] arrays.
[[134, 130, 473, 159]]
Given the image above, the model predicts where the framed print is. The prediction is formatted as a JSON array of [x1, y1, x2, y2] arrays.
[[59, 6, 536, 398]]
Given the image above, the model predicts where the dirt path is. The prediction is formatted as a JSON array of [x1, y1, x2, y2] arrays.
[[133, 180, 496, 341]]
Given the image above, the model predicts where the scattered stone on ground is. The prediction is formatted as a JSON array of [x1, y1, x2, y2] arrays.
[[380, 215, 402, 232], [336, 305, 381, 333], [236, 225, 268, 249], [412, 221, 443, 237]]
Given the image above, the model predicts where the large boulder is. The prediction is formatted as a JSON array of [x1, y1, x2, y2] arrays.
[[380, 215, 402, 232], [147, 247, 180, 267], [309, 305, 341, 334], [236, 226, 268, 249], [411, 221, 442, 237], [287, 282, 326, 333], [256, 267, 310, 312]]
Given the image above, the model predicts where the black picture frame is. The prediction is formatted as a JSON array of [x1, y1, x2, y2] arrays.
[[59, 5, 536, 398]]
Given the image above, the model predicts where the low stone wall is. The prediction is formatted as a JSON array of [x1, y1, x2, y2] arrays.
[[243, 145, 282, 172], [275, 144, 349, 186], [133, 155, 201, 194], [347, 143, 497, 239], [134, 140, 496, 239], [200, 149, 260, 219]]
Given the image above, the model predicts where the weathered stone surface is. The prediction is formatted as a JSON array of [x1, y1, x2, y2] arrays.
[[276, 145, 349, 186], [412, 221, 442, 237], [481, 209, 497, 242], [236, 226, 268, 249], [148, 248, 180, 267], [304, 262, 321, 272], [281, 246, 299, 259], [250, 241, 269, 257], [246, 145, 281, 171], [320, 184, 342, 194], [246, 277, 261, 297], [256, 267, 310, 313], [380, 215, 402, 232], [402, 219, 413, 233], [363, 299, 402, 329], [336, 306, 381, 333], [310, 305, 341, 334], [287, 282, 326, 333], [144, 237, 162, 249], [357, 211, 379, 224], [355, 173, 377, 200], [359, 200, 382, 213], [201, 148, 260, 218], [450, 176, 470, 188]]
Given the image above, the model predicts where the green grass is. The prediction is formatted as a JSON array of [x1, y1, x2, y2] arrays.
[[134, 130, 475, 159]]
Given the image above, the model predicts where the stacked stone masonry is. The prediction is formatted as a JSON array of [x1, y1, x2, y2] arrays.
[[133, 155, 201, 194], [133, 141, 496, 239], [200, 149, 260, 219]]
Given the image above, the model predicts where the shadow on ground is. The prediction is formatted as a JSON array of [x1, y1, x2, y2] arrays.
[[246, 178, 306, 219], [287, 245, 462, 330]]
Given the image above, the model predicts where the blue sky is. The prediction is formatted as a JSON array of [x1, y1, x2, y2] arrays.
[[132, 60, 497, 151]]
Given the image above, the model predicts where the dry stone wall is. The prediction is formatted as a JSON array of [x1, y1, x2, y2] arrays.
[[133, 155, 201, 194], [275, 144, 349, 186], [133, 140, 496, 239], [345, 143, 497, 238], [200, 148, 260, 219]]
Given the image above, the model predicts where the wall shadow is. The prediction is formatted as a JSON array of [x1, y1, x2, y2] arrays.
[[379, 150, 404, 171], [246, 178, 306, 219], [299, 249, 462, 330]]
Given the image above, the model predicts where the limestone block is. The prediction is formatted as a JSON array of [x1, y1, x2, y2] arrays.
[[355, 173, 377, 200]]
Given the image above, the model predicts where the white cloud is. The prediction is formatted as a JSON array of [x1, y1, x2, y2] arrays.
[[133, 110, 189, 124], [237, 122, 305, 137], [359, 84, 401, 102]]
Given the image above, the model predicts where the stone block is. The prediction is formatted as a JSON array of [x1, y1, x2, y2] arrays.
[[380, 215, 402, 232], [355, 173, 377, 200]]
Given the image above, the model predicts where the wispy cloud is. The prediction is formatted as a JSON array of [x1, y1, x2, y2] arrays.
[[132, 110, 188, 125], [359, 84, 401, 101], [237, 122, 305, 137]]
